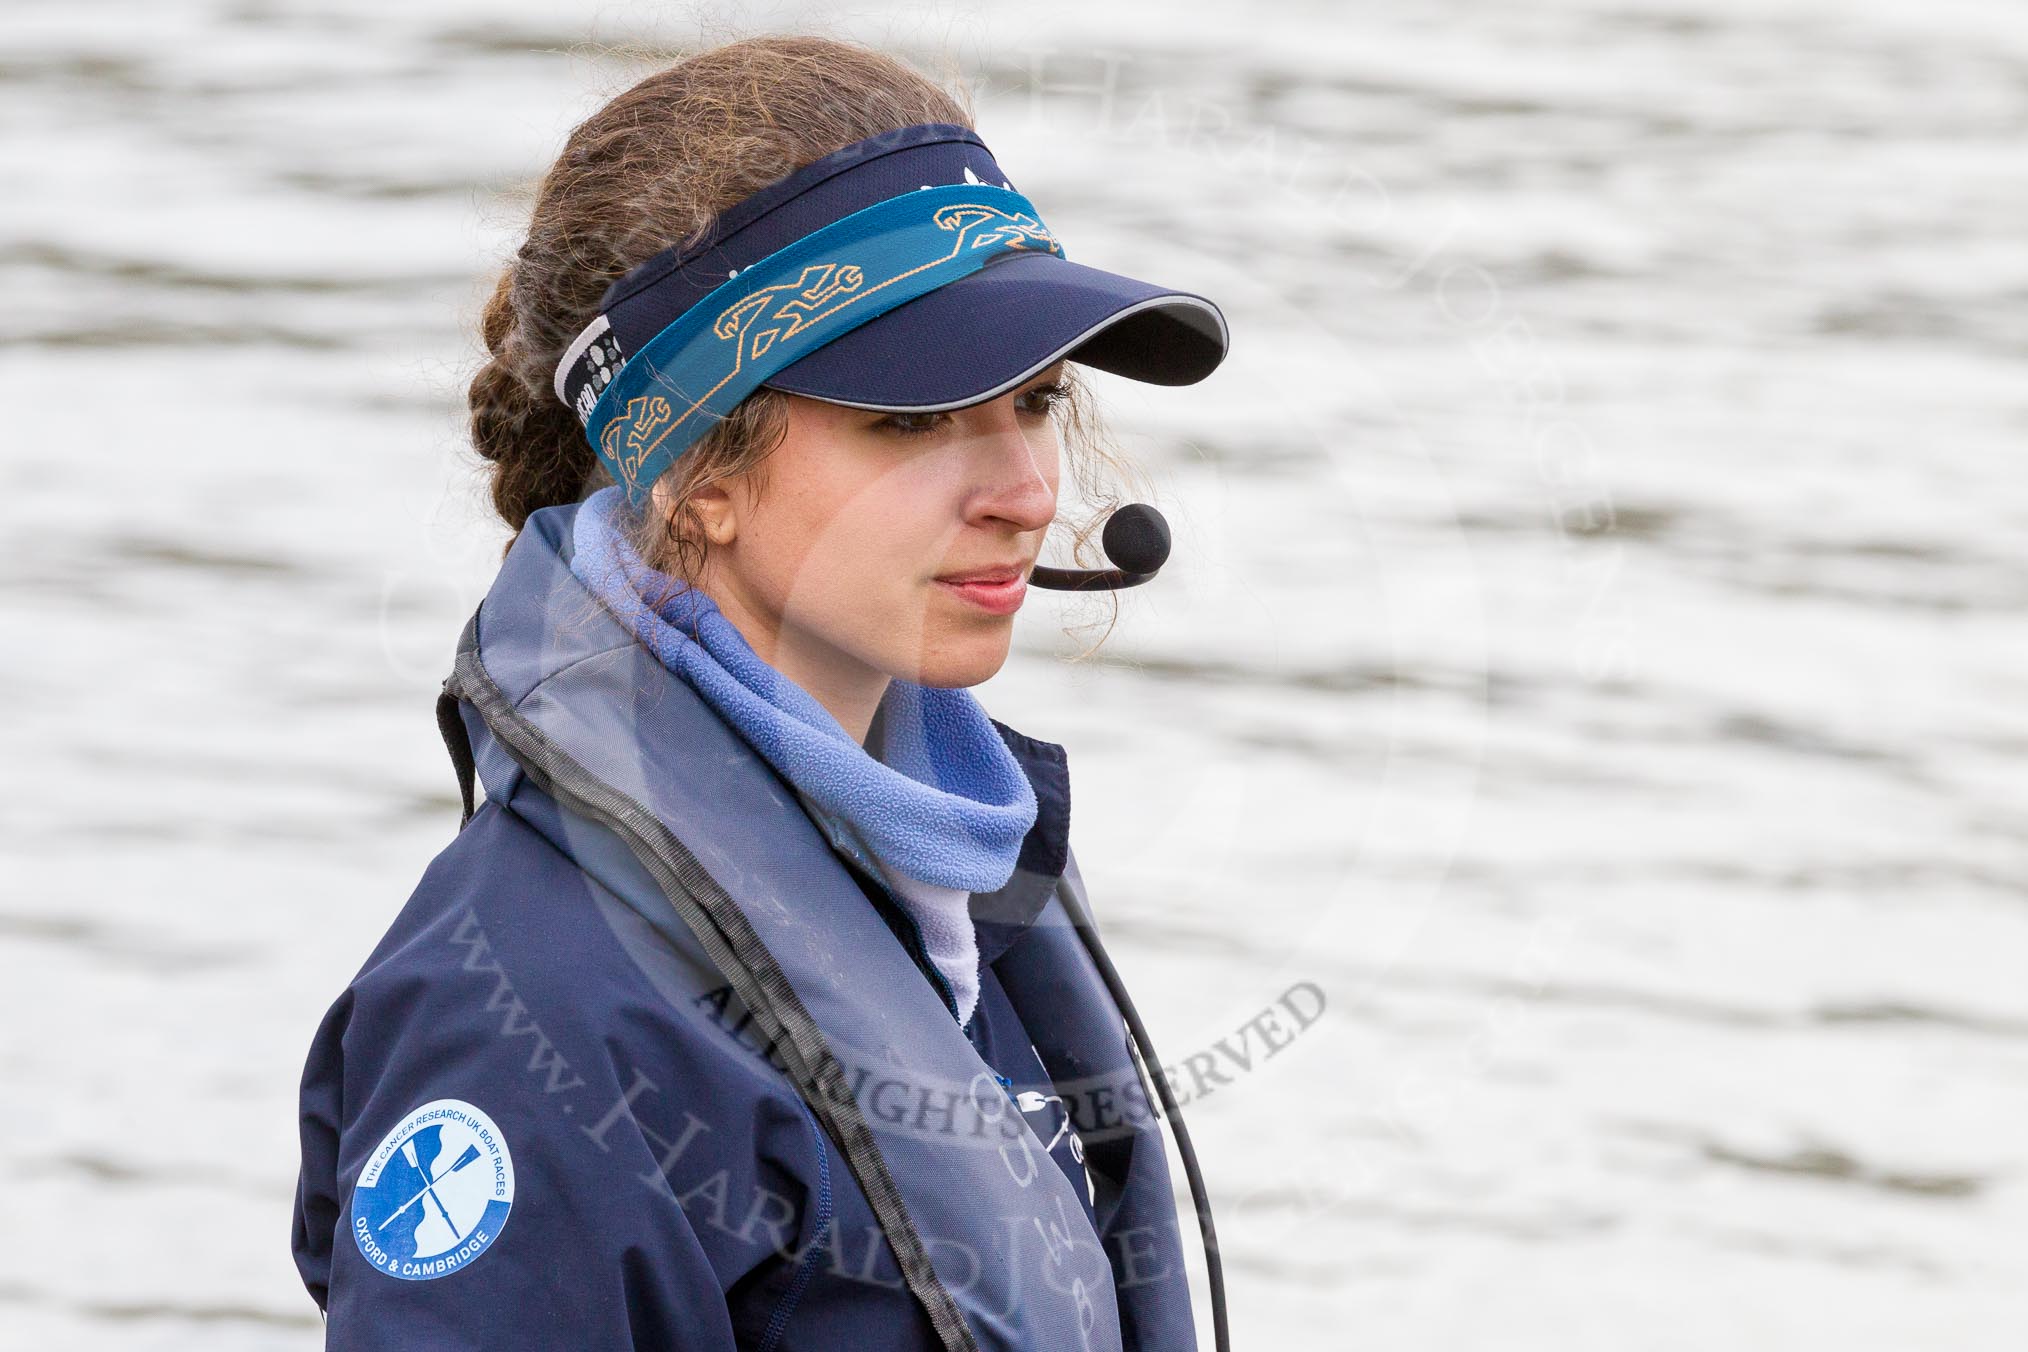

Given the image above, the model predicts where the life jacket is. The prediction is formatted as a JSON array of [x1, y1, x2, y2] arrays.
[[291, 498, 1200, 1350]]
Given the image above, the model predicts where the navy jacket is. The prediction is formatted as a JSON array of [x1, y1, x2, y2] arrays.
[[291, 500, 1199, 1350]]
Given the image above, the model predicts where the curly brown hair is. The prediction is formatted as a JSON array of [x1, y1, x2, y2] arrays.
[[465, 33, 1144, 650]]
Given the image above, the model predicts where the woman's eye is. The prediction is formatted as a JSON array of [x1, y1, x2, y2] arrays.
[[1021, 381, 1070, 417], [875, 382, 1068, 438], [880, 412, 944, 438]]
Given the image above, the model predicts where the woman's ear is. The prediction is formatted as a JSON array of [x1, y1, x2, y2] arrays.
[[678, 482, 739, 547]]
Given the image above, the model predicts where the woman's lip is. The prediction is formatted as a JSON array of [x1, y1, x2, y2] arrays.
[[934, 566, 1022, 584], [934, 574, 1027, 615]]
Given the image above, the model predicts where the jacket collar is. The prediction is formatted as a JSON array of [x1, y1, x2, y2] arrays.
[[972, 719, 1070, 965]]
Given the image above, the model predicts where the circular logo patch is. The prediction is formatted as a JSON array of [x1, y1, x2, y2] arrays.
[[350, 1098, 515, 1281]]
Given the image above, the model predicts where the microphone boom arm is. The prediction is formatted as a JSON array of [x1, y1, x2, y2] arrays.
[[1027, 564, 1159, 591], [1027, 502, 1171, 592]]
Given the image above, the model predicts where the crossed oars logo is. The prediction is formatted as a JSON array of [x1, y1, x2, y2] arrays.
[[375, 1135, 483, 1240]]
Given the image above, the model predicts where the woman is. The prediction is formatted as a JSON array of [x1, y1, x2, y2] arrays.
[[292, 35, 1229, 1352]]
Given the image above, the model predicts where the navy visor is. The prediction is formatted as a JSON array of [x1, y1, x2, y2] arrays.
[[554, 122, 1228, 504]]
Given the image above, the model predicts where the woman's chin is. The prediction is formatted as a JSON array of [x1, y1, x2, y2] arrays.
[[907, 632, 1014, 690]]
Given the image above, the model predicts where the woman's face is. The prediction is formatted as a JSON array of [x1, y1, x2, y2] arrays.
[[678, 361, 1067, 736]]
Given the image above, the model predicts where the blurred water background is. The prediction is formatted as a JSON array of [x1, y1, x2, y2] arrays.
[[4, 0, 2025, 1346]]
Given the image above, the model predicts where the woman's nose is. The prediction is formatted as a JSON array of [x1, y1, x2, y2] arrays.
[[962, 416, 1057, 531]]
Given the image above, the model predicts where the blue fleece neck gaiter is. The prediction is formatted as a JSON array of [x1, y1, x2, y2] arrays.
[[567, 482, 1039, 915]]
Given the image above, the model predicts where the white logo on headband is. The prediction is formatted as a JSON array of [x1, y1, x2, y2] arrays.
[[554, 314, 629, 427]]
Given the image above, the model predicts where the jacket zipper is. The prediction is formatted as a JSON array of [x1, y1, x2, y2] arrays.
[[836, 851, 966, 1029]]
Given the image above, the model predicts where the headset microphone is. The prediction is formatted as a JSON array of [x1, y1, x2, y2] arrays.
[[1028, 502, 1171, 591]]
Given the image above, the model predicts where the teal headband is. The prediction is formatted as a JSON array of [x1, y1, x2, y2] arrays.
[[575, 183, 1064, 508]]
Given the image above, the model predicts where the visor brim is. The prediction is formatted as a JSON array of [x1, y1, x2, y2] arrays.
[[758, 249, 1227, 412]]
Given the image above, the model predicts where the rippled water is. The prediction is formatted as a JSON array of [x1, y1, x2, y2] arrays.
[[5, 1, 2025, 1347]]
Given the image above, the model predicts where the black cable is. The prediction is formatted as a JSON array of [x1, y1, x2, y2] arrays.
[[1054, 877, 1229, 1352]]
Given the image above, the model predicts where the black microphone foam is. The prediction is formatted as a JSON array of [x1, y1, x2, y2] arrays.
[[1028, 502, 1172, 591], [1102, 502, 1171, 576]]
